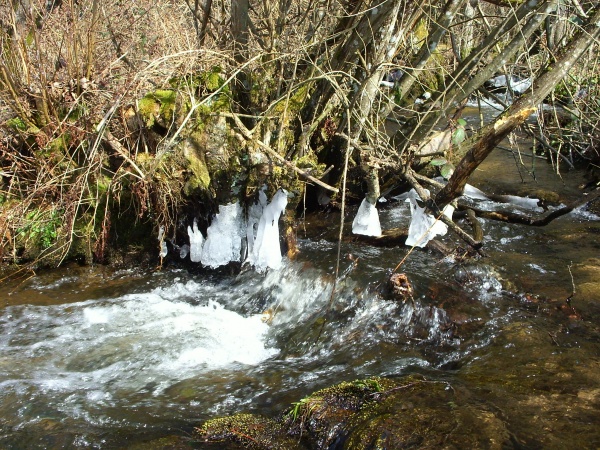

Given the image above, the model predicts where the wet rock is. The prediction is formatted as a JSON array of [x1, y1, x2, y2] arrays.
[[196, 413, 300, 450], [517, 188, 561, 210], [195, 376, 514, 450], [387, 272, 414, 302], [335, 376, 512, 449], [285, 378, 394, 449]]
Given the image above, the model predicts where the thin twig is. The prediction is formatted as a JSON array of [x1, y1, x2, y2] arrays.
[[223, 112, 339, 193]]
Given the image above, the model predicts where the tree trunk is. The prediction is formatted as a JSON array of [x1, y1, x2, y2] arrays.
[[434, 5, 600, 207]]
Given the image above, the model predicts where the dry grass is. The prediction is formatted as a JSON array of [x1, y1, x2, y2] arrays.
[[0, 0, 598, 268]]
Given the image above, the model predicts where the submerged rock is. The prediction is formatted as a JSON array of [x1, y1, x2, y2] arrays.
[[387, 272, 414, 302], [196, 414, 299, 450], [195, 376, 514, 449]]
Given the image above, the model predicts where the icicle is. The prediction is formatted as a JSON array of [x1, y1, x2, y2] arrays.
[[405, 189, 454, 248], [201, 202, 244, 269], [158, 226, 168, 258], [352, 198, 382, 236], [187, 219, 204, 262], [246, 188, 268, 259], [248, 189, 288, 271]]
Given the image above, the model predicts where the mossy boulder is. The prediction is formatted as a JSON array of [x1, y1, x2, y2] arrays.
[[196, 414, 300, 450], [138, 89, 178, 129], [181, 137, 211, 194], [195, 376, 515, 449]]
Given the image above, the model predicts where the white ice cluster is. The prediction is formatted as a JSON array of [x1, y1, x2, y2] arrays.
[[183, 189, 288, 271], [352, 198, 382, 236], [201, 202, 244, 269], [247, 189, 288, 271], [187, 219, 204, 262], [463, 183, 488, 201], [405, 189, 454, 248]]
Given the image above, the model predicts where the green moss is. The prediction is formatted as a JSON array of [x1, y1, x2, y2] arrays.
[[16, 207, 62, 251], [94, 174, 112, 196], [414, 18, 429, 43], [200, 66, 224, 91], [48, 134, 71, 153], [250, 71, 276, 109], [181, 137, 211, 194], [271, 85, 309, 116], [138, 89, 177, 128], [59, 103, 87, 122], [6, 117, 27, 131], [197, 414, 298, 450]]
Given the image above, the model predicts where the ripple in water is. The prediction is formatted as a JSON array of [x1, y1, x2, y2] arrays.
[[0, 280, 277, 426]]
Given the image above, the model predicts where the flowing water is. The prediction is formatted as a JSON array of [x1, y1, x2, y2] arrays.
[[1, 149, 600, 449]]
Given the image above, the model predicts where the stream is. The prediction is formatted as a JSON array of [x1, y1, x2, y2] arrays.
[[1, 147, 600, 449]]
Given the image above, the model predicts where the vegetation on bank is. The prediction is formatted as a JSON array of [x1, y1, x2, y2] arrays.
[[1, 0, 599, 270]]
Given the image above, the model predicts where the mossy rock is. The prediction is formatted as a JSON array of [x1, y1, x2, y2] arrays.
[[138, 89, 177, 129], [195, 376, 516, 450], [181, 137, 211, 194], [286, 377, 393, 448], [196, 414, 300, 450]]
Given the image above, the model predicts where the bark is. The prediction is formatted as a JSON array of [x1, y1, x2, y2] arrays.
[[348, 0, 404, 204], [231, 0, 250, 62], [199, 0, 214, 46], [395, 0, 467, 102], [434, 5, 600, 207]]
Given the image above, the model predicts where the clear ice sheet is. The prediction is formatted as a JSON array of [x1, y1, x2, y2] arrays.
[[352, 198, 382, 236], [247, 189, 288, 271], [201, 202, 244, 268], [405, 189, 454, 248]]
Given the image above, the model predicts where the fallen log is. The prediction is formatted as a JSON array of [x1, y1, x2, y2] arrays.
[[461, 191, 600, 226]]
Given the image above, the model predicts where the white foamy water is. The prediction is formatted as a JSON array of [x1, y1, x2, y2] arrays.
[[0, 281, 277, 402]]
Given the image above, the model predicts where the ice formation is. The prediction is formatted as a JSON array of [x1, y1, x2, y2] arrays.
[[405, 189, 454, 247], [462, 185, 542, 211], [187, 219, 204, 262], [501, 195, 542, 211], [488, 74, 532, 94], [247, 189, 288, 271], [352, 197, 382, 236], [184, 190, 289, 271], [463, 183, 489, 200], [201, 202, 244, 268], [158, 226, 168, 258], [246, 189, 268, 258]]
